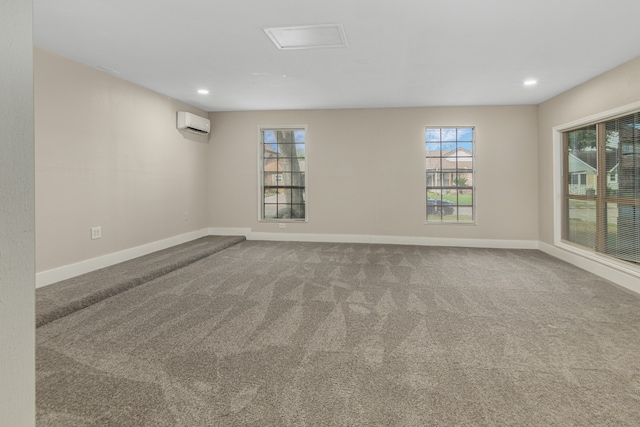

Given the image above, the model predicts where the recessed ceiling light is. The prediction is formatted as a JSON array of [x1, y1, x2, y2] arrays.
[[264, 24, 348, 50], [197, 89, 209, 95], [524, 79, 538, 86]]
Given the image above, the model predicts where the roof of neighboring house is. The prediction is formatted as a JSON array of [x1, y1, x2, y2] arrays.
[[263, 144, 279, 157], [446, 147, 472, 157], [569, 151, 622, 174], [568, 153, 596, 174], [571, 151, 597, 170]]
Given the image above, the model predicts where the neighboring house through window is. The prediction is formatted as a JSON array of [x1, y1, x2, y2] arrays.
[[260, 127, 307, 221], [562, 112, 640, 264], [425, 127, 475, 223]]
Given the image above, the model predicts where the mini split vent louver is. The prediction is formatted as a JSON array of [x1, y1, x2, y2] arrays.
[[176, 111, 210, 135]]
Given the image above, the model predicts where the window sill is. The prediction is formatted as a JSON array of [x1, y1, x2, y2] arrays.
[[259, 219, 308, 223], [424, 221, 478, 226], [556, 240, 640, 279]]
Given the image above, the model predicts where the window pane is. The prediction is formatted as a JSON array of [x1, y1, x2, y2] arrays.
[[455, 206, 474, 222], [426, 157, 441, 170], [275, 172, 289, 186], [264, 171, 278, 186], [426, 200, 441, 220], [426, 129, 441, 142], [607, 203, 640, 263], [605, 126, 620, 197], [294, 129, 305, 143], [277, 205, 291, 218], [566, 199, 597, 249], [457, 128, 473, 142], [442, 142, 456, 152], [607, 113, 640, 199], [261, 127, 307, 221], [296, 144, 306, 158], [290, 204, 306, 219], [603, 113, 640, 264], [264, 204, 278, 219], [457, 147, 472, 158], [264, 186, 277, 200], [453, 189, 473, 206], [459, 170, 473, 182], [426, 171, 438, 187], [291, 173, 305, 191], [264, 145, 278, 159], [425, 127, 474, 223], [279, 158, 292, 172], [277, 143, 297, 158], [566, 126, 597, 197], [263, 130, 276, 143], [441, 128, 457, 141], [276, 130, 295, 143], [426, 143, 441, 153], [456, 171, 472, 187]]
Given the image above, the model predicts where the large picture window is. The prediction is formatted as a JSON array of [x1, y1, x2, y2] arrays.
[[425, 127, 475, 223], [260, 127, 307, 221], [563, 112, 640, 265]]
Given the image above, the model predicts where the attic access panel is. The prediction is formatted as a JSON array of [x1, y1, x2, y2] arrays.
[[264, 24, 348, 50]]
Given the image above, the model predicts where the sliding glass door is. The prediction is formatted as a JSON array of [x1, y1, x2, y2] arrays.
[[563, 113, 640, 264]]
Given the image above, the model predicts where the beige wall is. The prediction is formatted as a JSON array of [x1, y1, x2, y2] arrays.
[[0, 0, 35, 424], [35, 48, 210, 272], [209, 106, 539, 241], [537, 56, 640, 244], [36, 44, 640, 272]]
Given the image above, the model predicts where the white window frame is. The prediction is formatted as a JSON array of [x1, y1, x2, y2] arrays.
[[425, 126, 477, 225], [258, 125, 309, 222], [552, 100, 640, 279]]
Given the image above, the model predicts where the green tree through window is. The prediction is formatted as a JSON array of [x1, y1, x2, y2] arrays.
[[260, 128, 307, 221]]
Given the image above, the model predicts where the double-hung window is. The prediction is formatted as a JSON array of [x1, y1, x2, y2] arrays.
[[425, 127, 475, 223], [260, 127, 307, 221], [563, 112, 640, 264]]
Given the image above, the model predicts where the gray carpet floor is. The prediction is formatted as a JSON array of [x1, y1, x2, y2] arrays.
[[36, 241, 640, 426], [36, 236, 246, 327]]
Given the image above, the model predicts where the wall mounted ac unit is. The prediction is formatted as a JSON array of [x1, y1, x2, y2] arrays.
[[176, 111, 210, 135]]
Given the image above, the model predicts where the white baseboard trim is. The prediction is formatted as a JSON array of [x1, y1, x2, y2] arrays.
[[36, 229, 209, 288], [38, 226, 638, 297], [538, 242, 640, 295], [206, 227, 253, 237], [235, 229, 539, 249]]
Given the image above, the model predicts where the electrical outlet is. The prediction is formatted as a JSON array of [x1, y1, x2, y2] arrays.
[[91, 226, 102, 240], [278, 223, 286, 229], [184, 211, 189, 222]]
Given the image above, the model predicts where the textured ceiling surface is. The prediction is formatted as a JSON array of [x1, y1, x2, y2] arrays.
[[34, 0, 640, 112]]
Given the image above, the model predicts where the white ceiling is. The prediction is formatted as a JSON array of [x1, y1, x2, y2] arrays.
[[33, 0, 640, 112]]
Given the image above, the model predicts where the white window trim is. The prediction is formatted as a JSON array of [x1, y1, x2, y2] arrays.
[[552, 100, 640, 279], [424, 126, 478, 226], [257, 125, 309, 223]]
